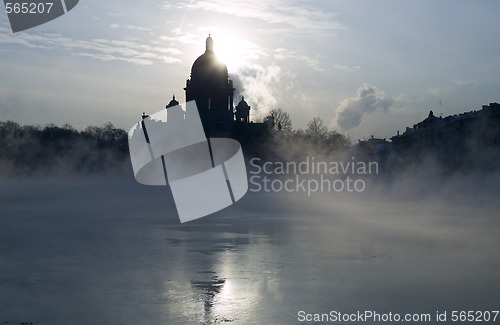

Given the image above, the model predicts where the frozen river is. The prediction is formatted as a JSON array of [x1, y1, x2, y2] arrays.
[[0, 175, 499, 324]]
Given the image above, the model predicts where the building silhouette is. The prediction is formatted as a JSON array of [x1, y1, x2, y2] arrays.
[[165, 35, 268, 140], [165, 95, 184, 121], [351, 103, 500, 172], [390, 102, 500, 169], [235, 96, 250, 123], [184, 35, 235, 124]]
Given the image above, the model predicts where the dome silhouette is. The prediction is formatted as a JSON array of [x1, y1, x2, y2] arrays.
[[166, 95, 179, 108], [190, 35, 228, 86], [184, 35, 234, 124], [236, 96, 249, 109], [235, 96, 250, 123], [161, 34, 270, 138]]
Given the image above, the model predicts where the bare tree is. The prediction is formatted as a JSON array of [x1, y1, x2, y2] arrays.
[[327, 130, 351, 149], [306, 117, 327, 140], [267, 108, 292, 131]]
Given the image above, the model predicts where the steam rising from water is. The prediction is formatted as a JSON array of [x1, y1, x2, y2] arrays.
[[334, 83, 399, 131], [1, 117, 499, 323], [0, 162, 498, 324], [232, 64, 282, 119]]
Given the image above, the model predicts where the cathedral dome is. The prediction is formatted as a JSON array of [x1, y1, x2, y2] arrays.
[[190, 35, 228, 85], [166, 95, 179, 108], [236, 96, 250, 109], [184, 35, 235, 125]]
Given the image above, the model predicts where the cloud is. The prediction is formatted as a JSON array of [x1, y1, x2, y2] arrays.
[[334, 83, 397, 131], [164, 0, 343, 37], [110, 24, 153, 32], [429, 79, 479, 96], [161, 28, 200, 45], [0, 28, 181, 66], [75, 53, 154, 66], [230, 62, 312, 122], [273, 49, 362, 74], [333, 64, 361, 72]]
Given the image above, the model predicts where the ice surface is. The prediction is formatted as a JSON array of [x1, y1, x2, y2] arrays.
[[0, 174, 499, 324]]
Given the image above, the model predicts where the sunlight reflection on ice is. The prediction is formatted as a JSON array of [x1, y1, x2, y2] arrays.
[[0, 177, 499, 324]]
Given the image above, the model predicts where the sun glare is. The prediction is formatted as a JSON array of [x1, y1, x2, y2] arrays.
[[205, 27, 258, 72]]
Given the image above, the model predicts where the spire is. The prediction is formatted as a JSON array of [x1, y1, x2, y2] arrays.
[[206, 34, 213, 52]]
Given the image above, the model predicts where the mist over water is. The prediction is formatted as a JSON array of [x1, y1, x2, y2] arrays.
[[0, 163, 499, 324]]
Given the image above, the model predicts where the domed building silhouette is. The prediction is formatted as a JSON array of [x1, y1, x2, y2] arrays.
[[165, 95, 184, 121], [235, 96, 250, 123], [165, 35, 269, 140], [184, 35, 235, 124]]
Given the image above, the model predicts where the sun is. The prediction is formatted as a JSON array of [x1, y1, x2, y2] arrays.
[[205, 27, 259, 72]]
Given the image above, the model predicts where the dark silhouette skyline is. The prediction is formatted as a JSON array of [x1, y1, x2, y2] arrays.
[[353, 102, 500, 173]]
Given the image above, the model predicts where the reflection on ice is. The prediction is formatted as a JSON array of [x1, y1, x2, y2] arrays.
[[191, 276, 227, 322]]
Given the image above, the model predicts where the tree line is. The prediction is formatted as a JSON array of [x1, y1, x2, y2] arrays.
[[0, 110, 351, 176], [0, 121, 129, 176], [261, 109, 351, 159]]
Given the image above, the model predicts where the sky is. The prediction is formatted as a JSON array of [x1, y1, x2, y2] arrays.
[[1, 0, 499, 141]]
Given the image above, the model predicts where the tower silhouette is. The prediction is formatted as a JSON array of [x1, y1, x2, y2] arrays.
[[184, 35, 235, 125]]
